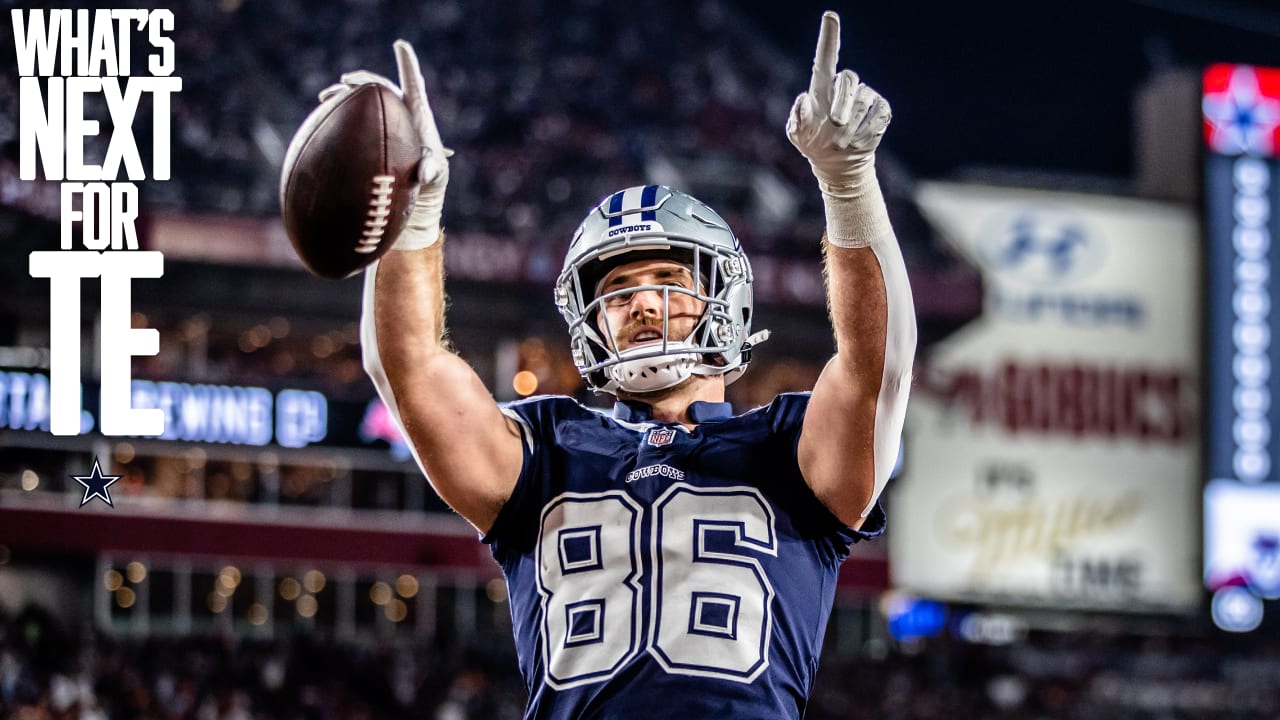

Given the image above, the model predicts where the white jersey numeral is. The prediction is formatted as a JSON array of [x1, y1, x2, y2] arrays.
[[537, 492, 644, 689], [535, 484, 777, 687], [650, 485, 777, 681]]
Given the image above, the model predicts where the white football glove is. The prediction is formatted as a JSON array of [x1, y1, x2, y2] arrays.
[[786, 11, 893, 248], [320, 40, 450, 251]]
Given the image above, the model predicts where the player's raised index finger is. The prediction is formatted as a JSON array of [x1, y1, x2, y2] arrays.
[[808, 11, 841, 108], [393, 40, 445, 151], [394, 40, 426, 103]]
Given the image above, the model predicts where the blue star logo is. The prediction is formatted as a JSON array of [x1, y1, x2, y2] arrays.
[[1203, 66, 1280, 156], [72, 457, 121, 508]]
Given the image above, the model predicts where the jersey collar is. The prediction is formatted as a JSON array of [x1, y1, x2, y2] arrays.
[[611, 400, 734, 423]]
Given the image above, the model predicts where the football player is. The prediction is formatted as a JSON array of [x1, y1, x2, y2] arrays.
[[336, 10, 915, 719]]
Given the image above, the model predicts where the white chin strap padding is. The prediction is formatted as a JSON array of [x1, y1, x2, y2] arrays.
[[607, 342, 701, 393]]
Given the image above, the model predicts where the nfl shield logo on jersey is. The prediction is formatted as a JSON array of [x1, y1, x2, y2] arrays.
[[647, 428, 677, 447]]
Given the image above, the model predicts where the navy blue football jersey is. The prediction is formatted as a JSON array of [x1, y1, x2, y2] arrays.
[[483, 392, 885, 720]]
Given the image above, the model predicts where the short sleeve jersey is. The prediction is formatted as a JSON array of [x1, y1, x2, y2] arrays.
[[483, 392, 886, 720]]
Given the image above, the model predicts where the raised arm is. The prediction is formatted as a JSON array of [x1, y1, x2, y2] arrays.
[[352, 42, 523, 533], [786, 12, 916, 529]]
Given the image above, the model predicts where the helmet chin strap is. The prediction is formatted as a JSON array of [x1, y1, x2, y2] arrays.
[[606, 342, 702, 394]]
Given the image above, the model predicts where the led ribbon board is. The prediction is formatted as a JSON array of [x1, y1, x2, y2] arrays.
[[1203, 63, 1280, 632]]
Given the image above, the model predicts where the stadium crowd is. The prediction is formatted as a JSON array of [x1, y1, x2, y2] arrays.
[[166, 0, 830, 245], [2, 602, 1278, 720], [0, 0, 945, 264]]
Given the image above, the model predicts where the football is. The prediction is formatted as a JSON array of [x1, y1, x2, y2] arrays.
[[279, 83, 421, 279]]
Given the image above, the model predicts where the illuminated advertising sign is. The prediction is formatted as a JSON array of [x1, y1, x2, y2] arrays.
[[0, 368, 422, 458], [1203, 63, 1280, 632], [893, 182, 1201, 612], [0, 371, 326, 448], [1203, 64, 1280, 158]]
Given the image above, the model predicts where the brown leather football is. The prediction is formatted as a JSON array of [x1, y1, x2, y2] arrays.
[[280, 83, 421, 279]]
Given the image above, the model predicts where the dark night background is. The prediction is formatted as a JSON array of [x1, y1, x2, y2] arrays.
[[740, 0, 1280, 180]]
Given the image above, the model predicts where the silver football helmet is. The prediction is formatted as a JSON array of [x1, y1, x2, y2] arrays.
[[555, 185, 769, 395]]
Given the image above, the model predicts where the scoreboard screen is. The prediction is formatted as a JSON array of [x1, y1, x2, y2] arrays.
[[1203, 63, 1280, 632]]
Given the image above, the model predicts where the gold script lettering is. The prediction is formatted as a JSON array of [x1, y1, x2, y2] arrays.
[[941, 491, 1143, 581]]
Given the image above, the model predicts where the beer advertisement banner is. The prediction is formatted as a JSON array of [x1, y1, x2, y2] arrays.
[[891, 182, 1201, 612]]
